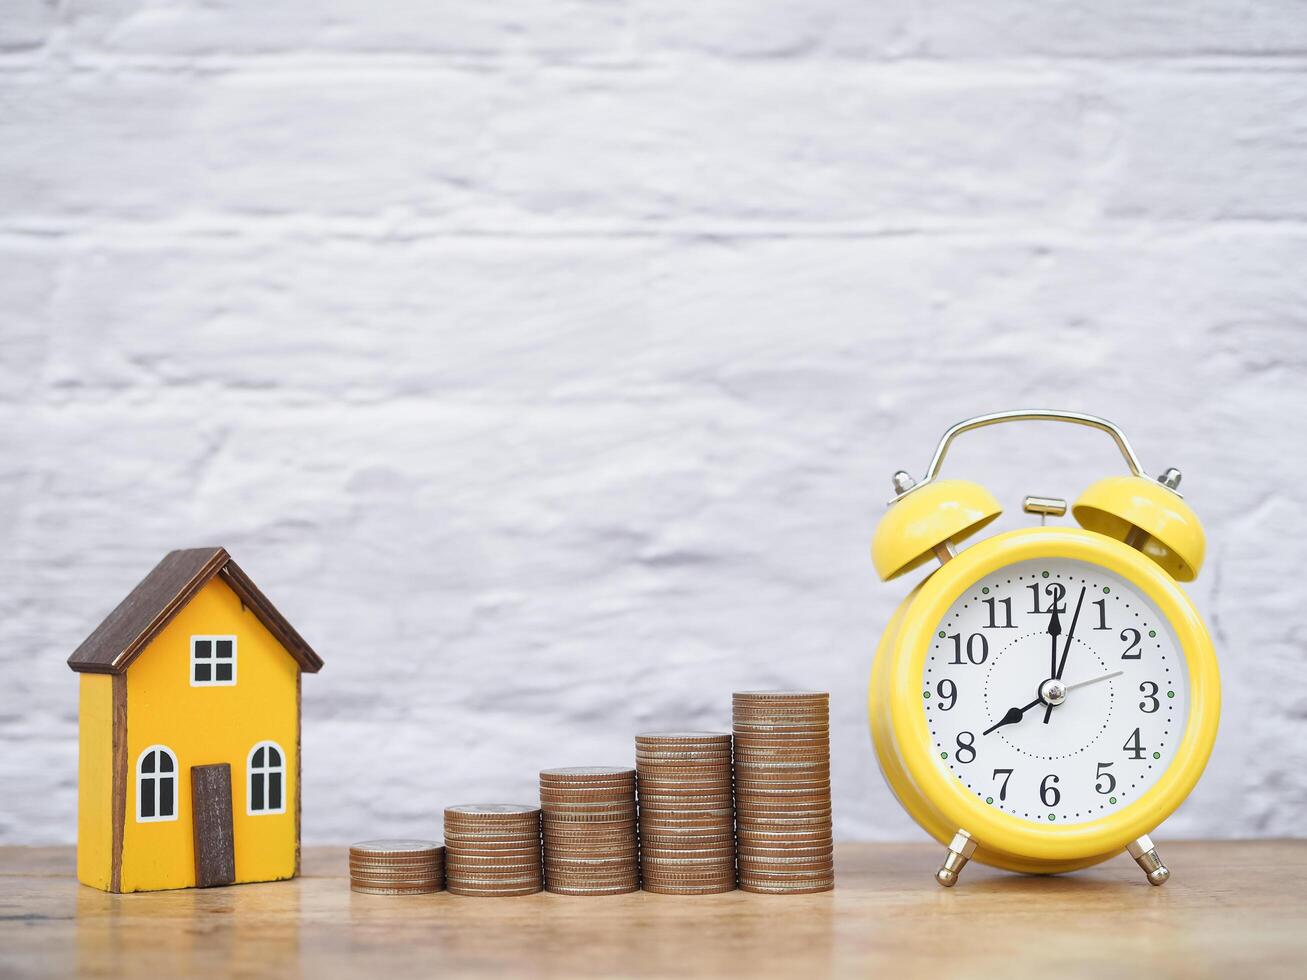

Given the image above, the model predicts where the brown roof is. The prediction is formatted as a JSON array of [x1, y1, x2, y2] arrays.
[[67, 547, 324, 675]]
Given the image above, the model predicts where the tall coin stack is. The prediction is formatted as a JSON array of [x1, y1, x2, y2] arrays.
[[349, 839, 445, 895], [732, 691, 834, 894], [635, 732, 737, 895], [539, 767, 639, 895], [443, 804, 543, 897]]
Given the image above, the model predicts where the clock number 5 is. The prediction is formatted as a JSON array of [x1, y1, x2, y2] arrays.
[[947, 633, 989, 665], [1095, 762, 1117, 795]]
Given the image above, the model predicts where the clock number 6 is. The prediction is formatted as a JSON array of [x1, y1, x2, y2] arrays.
[[1040, 774, 1061, 808], [955, 731, 976, 764]]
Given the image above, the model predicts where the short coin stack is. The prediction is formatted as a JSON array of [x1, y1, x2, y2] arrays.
[[443, 804, 543, 897], [732, 691, 834, 894], [539, 766, 639, 895], [349, 839, 445, 895], [635, 732, 737, 894]]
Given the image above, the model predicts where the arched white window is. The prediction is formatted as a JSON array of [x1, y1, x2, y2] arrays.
[[136, 745, 178, 823], [247, 741, 286, 815]]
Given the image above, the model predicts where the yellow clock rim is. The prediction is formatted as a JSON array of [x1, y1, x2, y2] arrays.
[[885, 526, 1220, 864]]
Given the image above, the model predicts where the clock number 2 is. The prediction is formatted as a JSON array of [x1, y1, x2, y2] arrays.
[[1120, 628, 1142, 659]]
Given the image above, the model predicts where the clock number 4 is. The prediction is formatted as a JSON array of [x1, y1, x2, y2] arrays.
[[947, 633, 989, 665], [1123, 727, 1147, 761]]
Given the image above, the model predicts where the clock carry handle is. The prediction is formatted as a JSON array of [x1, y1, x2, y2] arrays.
[[908, 410, 1152, 492]]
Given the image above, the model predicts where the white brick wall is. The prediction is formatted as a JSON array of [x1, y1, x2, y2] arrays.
[[2, 1, 1305, 846]]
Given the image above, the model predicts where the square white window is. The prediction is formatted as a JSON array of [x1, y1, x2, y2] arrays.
[[191, 635, 237, 687]]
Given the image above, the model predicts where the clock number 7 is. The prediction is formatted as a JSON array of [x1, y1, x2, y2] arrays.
[[991, 768, 1013, 802]]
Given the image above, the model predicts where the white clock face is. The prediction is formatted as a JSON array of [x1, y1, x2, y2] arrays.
[[923, 558, 1189, 826]]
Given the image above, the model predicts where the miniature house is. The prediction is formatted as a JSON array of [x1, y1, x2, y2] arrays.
[[68, 548, 323, 893]]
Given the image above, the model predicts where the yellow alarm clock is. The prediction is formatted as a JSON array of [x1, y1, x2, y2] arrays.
[[869, 410, 1219, 887]]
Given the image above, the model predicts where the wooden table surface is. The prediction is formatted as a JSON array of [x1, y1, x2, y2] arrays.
[[2, 841, 1304, 978]]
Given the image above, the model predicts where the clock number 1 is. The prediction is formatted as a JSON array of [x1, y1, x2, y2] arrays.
[[1092, 598, 1111, 630]]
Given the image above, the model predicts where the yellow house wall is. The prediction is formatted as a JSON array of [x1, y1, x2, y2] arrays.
[[120, 577, 299, 892], [76, 673, 115, 891]]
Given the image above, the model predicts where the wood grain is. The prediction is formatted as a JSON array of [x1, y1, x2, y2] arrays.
[[190, 765, 235, 888], [109, 673, 127, 894], [0, 842, 1303, 978]]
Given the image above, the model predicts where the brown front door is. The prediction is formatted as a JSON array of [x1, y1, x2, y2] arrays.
[[191, 763, 236, 887]]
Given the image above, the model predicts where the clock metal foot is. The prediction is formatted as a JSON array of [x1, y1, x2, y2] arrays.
[[1127, 834, 1170, 886], [935, 830, 978, 888]]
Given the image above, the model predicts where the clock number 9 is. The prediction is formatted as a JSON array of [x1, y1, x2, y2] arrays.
[[1040, 774, 1061, 808], [1138, 681, 1160, 713], [947, 633, 989, 665], [955, 731, 976, 764], [935, 679, 957, 711]]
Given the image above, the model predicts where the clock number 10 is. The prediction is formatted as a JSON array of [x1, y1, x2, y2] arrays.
[[947, 633, 989, 665]]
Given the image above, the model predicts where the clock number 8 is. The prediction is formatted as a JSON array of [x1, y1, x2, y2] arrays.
[[954, 731, 976, 764]]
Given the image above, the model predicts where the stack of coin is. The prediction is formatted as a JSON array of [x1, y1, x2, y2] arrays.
[[539, 766, 639, 895], [348, 839, 445, 895], [443, 804, 543, 897], [732, 691, 834, 894], [635, 732, 737, 894]]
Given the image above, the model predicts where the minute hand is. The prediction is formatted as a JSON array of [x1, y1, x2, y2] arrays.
[[1043, 586, 1086, 724]]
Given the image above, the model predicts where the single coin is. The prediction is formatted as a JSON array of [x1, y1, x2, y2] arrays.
[[350, 839, 443, 855]]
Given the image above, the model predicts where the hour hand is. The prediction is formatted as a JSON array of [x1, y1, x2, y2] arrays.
[[983, 697, 1042, 736]]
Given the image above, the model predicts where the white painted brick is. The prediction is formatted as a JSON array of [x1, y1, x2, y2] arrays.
[[64, 0, 629, 57], [0, 0, 53, 51], [0, 65, 1087, 224]]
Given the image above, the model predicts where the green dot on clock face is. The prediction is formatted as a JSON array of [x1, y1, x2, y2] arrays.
[[1167, 690, 1175, 699], [1149, 630, 1157, 638], [1048, 814, 1056, 821], [1153, 752, 1161, 759], [1109, 796, 1117, 804], [1102, 586, 1111, 594], [982, 587, 990, 594], [940, 752, 948, 760], [939, 631, 946, 638], [1041, 571, 1050, 578], [923, 691, 931, 699], [986, 797, 994, 805]]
